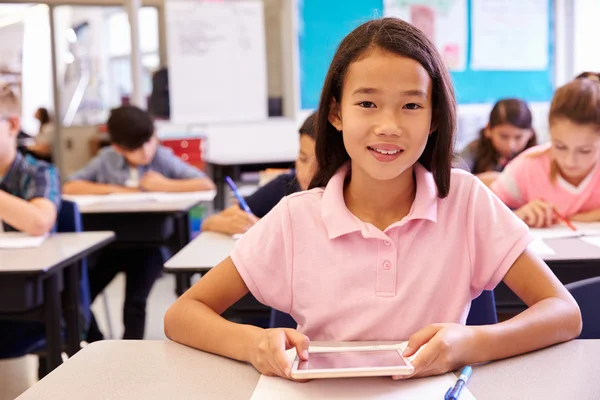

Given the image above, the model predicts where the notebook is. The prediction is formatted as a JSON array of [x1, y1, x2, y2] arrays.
[[529, 222, 600, 240], [249, 344, 476, 400], [0, 232, 47, 249]]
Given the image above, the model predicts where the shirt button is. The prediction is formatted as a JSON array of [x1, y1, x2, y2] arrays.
[[383, 261, 392, 270], [383, 240, 391, 246]]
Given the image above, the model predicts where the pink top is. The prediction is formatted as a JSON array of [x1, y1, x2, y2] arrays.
[[491, 144, 600, 217], [231, 164, 532, 341]]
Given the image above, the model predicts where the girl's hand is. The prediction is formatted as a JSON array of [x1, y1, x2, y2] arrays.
[[570, 211, 594, 223], [515, 200, 556, 228], [394, 323, 479, 379], [249, 328, 310, 380]]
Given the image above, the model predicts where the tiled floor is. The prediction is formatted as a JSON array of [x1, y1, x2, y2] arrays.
[[0, 272, 180, 400]]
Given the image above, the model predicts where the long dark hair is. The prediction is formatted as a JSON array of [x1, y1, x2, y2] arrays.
[[473, 99, 537, 174], [308, 18, 456, 198], [36, 107, 51, 125]]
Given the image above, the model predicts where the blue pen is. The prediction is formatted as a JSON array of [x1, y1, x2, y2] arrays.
[[225, 176, 252, 214], [445, 366, 472, 400]]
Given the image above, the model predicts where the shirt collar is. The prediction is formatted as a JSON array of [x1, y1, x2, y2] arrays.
[[321, 163, 438, 239]]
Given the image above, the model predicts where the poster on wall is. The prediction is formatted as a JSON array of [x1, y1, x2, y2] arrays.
[[383, 0, 467, 72], [471, 0, 549, 71]]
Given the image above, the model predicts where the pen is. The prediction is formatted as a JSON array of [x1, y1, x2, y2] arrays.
[[445, 366, 472, 400], [224, 176, 252, 214]]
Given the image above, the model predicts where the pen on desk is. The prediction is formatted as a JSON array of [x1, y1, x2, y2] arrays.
[[224, 176, 252, 214], [445, 366, 472, 400]]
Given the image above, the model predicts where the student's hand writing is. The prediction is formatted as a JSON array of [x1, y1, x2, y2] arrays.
[[515, 200, 556, 228], [250, 328, 310, 380], [393, 323, 476, 380], [140, 171, 171, 192], [223, 207, 259, 235]]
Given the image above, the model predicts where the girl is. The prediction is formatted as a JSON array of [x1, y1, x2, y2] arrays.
[[164, 18, 580, 380], [27, 107, 54, 162], [460, 98, 536, 186], [492, 73, 600, 228]]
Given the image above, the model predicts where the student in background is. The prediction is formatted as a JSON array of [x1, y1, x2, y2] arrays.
[[202, 113, 317, 235], [0, 84, 60, 353], [460, 99, 536, 186], [27, 107, 54, 162], [64, 105, 214, 194], [165, 18, 580, 380], [492, 73, 600, 228], [64, 105, 215, 341]]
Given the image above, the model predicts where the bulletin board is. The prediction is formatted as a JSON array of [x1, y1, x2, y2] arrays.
[[298, 0, 555, 108]]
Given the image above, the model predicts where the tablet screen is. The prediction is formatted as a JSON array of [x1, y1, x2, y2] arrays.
[[297, 350, 407, 370]]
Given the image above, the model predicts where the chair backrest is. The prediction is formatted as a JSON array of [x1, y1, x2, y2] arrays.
[[466, 291, 498, 326], [56, 200, 91, 332], [565, 277, 600, 339], [269, 290, 499, 330]]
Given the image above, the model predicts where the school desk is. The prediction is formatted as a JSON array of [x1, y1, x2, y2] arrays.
[[16, 339, 600, 400], [68, 192, 216, 266], [496, 237, 600, 314], [164, 232, 267, 319], [0, 232, 115, 372]]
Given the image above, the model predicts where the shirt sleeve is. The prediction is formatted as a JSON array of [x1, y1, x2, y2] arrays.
[[36, 125, 54, 145], [67, 154, 105, 182], [230, 197, 294, 313], [160, 149, 207, 180], [25, 163, 61, 209], [245, 174, 296, 218], [466, 177, 533, 297], [490, 155, 529, 209]]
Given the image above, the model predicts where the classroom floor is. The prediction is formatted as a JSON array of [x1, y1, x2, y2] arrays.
[[0, 272, 179, 400]]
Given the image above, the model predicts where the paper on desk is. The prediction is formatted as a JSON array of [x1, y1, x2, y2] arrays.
[[580, 236, 600, 249], [0, 232, 47, 249], [64, 191, 215, 206], [529, 222, 600, 240], [527, 238, 556, 256], [249, 344, 476, 400]]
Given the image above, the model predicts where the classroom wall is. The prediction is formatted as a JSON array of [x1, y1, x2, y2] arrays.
[[574, 0, 600, 75]]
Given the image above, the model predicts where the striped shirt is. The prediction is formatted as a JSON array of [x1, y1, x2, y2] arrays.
[[0, 152, 61, 232]]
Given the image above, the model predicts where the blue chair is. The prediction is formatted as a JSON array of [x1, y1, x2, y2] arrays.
[[269, 290, 498, 329], [0, 200, 92, 372], [565, 277, 600, 339]]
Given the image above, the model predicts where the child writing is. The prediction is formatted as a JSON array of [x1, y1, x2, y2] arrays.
[[164, 18, 581, 379], [460, 98, 536, 186], [492, 73, 600, 228], [202, 113, 317, 235], [0, 83, 60, 353], [64, 105, 215, 341]]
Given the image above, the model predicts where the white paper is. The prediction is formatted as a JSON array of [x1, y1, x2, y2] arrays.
[[527, 238, 556, 256], [0, 232, 47, 249], [384, 0, 467, 71], [529, 222, 600, 240], [471, 0, 548, 70], [250, 344, 475, 400], [580, 236, 600, 249], [166, 0, 268, 124]]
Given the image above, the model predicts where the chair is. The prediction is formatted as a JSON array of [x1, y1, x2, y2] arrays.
[[565, 277, 600, 339], [269, 290, 498, 329]]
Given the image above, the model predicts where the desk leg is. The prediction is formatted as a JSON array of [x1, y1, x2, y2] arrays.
[[174, 213, 192, 296], [213, 164, 226, 210], [44, 273, 62, 372], [175, 273, 192, 296], [64, 261, 81, 357]]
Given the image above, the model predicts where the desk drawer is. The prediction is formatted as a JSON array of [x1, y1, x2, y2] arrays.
[[161, 139, 202, 153]]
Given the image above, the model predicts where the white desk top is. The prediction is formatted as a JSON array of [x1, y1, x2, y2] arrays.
[[542, 237, 600, 262], [64, 191, 216, 214], [164, 232, 235, 271], [17, 339, 600, 400], [0, 232, 115, 274]]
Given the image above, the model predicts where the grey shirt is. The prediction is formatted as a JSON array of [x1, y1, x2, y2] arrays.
[[68, 146, 206, 185]]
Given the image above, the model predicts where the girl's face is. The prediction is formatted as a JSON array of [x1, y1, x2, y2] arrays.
[[328, 48, 434, 182], [550, 118, 600, 183], [485, 124, 532, 160]]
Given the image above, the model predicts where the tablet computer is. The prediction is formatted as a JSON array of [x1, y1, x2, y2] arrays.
[[290, 344, 414, 379]]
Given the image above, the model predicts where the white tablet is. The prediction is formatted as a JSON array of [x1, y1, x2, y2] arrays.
[[290, 344, 414, 379]]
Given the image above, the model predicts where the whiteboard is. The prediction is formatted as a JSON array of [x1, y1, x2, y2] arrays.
[[166, 0, 268, 124]]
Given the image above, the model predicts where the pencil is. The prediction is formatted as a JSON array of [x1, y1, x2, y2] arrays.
[[552, 208, 577, 231]]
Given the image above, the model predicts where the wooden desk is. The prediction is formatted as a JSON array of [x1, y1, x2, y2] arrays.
[[17, 339, 600, 400], [0, 232, 115, 372]]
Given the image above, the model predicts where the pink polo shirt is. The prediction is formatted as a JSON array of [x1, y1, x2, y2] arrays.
[[491, 144, 600, 217], [231, 163, 532, 341]]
